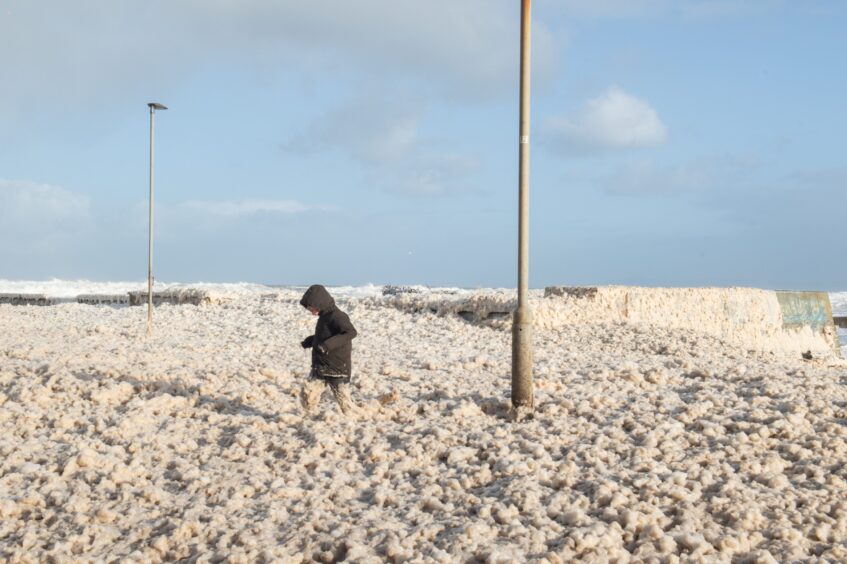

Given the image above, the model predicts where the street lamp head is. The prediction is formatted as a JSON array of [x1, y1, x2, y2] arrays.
[[147, 102, 168, 111]]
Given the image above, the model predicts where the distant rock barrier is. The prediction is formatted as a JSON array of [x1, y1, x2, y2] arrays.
[[382, 285, 423, 296], [77, 294, 130, 305], [0, 293, 56, 306], [1, 288, 229, 307], [127, 289, 225, 307]]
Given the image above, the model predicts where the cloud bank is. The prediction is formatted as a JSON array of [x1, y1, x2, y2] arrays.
[[184, 199, 330, 216], [547, 0, 779, 20], [544, 86, 667, 155], [0, 0, 557, 122], [0, 179, 90, 232], [284, 96, 479, 195], [0, 179, 91, 263]]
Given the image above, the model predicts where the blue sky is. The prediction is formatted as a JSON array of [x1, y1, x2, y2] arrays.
[[1, 0, 845, 289]]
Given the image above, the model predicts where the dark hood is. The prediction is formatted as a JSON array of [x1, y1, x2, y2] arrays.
[[300, 284, 335, 313]]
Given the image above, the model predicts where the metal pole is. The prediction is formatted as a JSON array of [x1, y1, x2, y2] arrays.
[[147, 106, 155, 336], [511, 0, 533, 412]]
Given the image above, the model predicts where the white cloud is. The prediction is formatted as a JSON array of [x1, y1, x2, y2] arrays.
[[394, 155, 480, 196], [286, 95, 479, 195], [594, 155, 761, 195], [548, 0, 669, 19], [599, 160, 710, 195], [679, 1, 777, 20], [0, 179, 91, 255], [184, 199, 329, 216], [544, 0, 777, 20], [544, 86, 667, 154], [185, 0, 557, 97], [594, 153, 799, 210], [0, 179, 90, 229], [285, 97, 421, 164]]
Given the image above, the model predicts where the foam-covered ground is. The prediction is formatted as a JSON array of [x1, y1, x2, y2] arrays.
[[1, 289, 846, 562], [831, 292, 847, 356]]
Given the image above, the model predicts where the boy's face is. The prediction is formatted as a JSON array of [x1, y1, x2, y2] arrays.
[[307, 306, 319, 316]]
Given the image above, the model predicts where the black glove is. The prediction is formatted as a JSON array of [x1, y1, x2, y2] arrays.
[[301, 336, 314, 349]]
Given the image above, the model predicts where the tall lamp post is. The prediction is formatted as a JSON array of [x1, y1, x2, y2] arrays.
[[511, 0, 533, 413], [146, 102, 167, 336]]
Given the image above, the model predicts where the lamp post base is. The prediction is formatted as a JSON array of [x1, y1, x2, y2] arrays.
[[511, 306, 534, 411]]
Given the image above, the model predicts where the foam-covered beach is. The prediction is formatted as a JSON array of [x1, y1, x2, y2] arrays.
[[1, 283, 846, 562]]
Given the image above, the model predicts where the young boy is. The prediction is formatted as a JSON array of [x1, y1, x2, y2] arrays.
[[299, 284, 358, 415]]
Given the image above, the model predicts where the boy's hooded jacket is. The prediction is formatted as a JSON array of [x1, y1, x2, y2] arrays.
[[300, 285, 357, 378]]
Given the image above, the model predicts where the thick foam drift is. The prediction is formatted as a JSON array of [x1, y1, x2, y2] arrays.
[[544, 287, 840, 359], [383, 286, 842, 359]]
